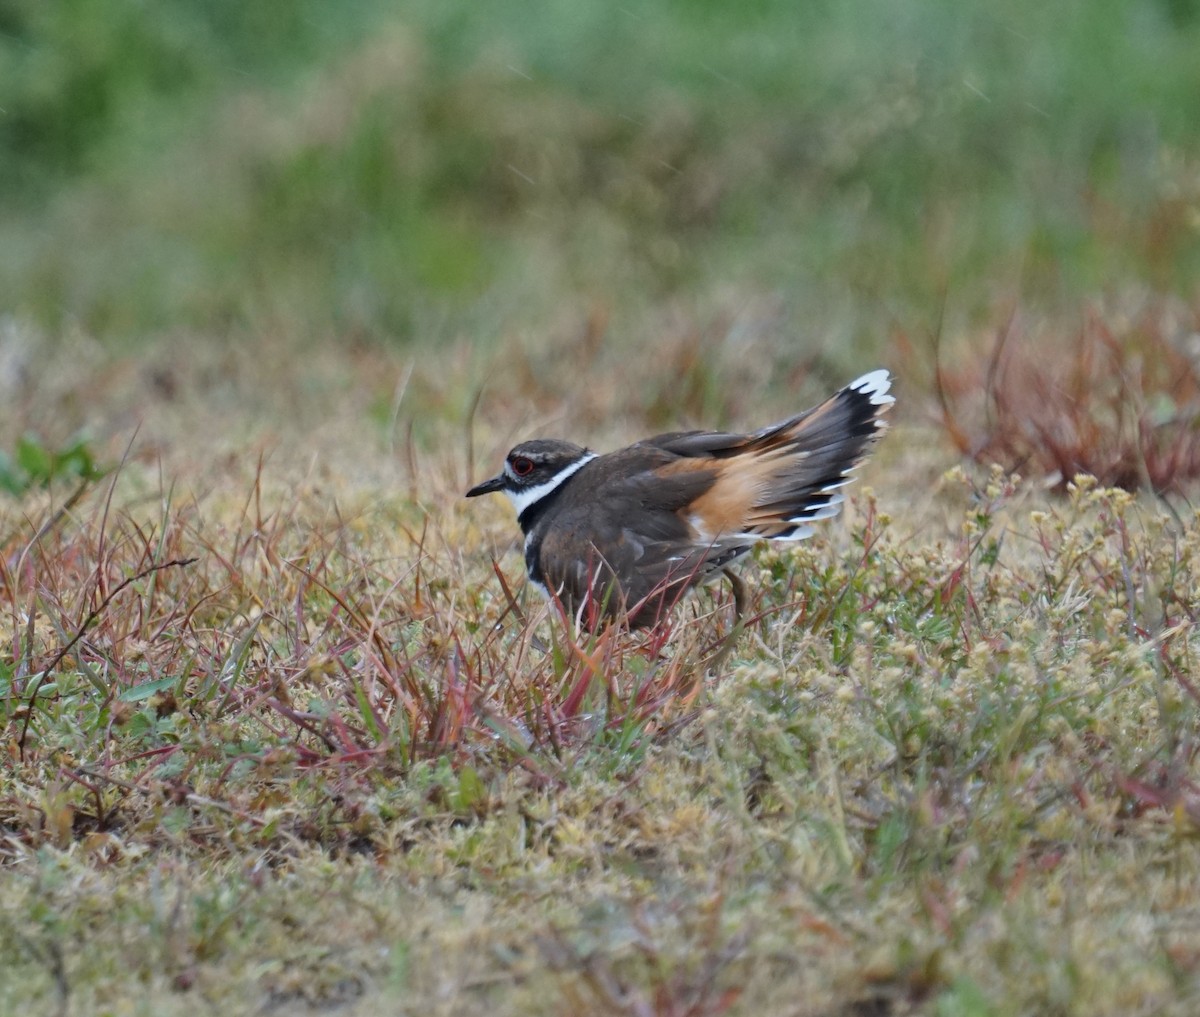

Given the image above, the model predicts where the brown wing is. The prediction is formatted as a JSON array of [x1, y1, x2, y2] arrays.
[[536, 448, 749, 626], [536, 513, 749, 628], [649, 374, 892, 540]]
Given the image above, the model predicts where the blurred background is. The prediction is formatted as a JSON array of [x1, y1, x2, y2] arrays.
[[2, 0, 1199, 477]]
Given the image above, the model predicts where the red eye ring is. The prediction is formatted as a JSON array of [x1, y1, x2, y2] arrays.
[[511, 456, 535, 477]]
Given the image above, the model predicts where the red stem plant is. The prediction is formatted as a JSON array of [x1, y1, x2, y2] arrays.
[[934, 301, 1200, 494]]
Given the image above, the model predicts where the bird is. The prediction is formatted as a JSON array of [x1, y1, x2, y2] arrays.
[[466, 369, 893, 629]]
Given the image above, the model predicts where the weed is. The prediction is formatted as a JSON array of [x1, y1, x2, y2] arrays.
[[0, 433, 104, 498], [935, 301, 1200, 494]]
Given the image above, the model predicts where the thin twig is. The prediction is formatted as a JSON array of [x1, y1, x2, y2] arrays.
[[18, 557, 198, 758]]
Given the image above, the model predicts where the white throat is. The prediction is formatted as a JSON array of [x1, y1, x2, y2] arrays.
[[505, 453, 597, 518]]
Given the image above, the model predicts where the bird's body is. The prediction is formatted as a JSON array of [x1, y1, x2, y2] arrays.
[[467, 370, 893, 628]]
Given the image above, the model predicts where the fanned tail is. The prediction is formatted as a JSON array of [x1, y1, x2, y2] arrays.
[[687, 370, 894, 541]]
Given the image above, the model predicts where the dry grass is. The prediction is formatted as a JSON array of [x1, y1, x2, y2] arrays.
[[932, 299, 1200, 495], [0, 320, 1198, 1016]]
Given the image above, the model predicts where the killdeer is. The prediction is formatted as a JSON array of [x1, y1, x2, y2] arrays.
[[467, 370, 893, 628]]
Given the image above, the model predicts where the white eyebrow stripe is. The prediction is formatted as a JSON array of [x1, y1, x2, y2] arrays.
[[505, 453, 597, 517]]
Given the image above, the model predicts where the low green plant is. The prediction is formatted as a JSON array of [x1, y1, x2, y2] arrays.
[[0, 433, 104, 497]]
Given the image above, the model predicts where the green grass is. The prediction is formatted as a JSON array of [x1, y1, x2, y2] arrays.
[[3, 0, 1200, 347]]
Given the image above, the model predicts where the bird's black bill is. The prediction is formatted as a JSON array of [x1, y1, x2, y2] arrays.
[[465, 474, 505, 497]]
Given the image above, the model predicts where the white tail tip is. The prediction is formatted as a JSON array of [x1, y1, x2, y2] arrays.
[[847, 369, 894, 406]]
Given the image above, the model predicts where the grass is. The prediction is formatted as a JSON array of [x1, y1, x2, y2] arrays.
[[2, 1, 1200, 1013], [1, 329, 1199, 1014], [934, 300, 1200, 494], [4, 0, 1200, 349]]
